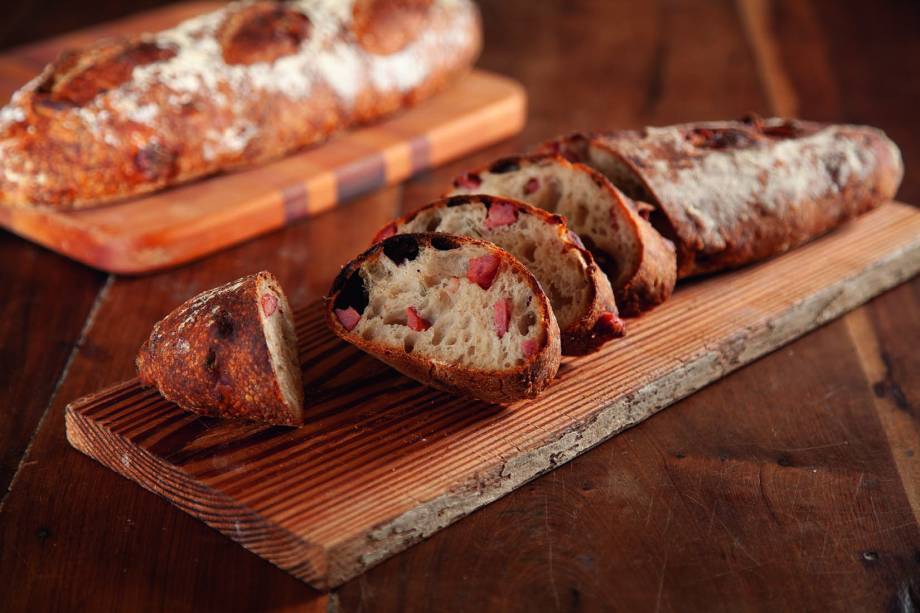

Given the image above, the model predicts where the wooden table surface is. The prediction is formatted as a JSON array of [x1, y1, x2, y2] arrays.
[[2, 1, 918, 611]]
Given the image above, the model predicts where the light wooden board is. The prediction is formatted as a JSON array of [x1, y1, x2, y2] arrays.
[[64, 202, 920, 589], [0, 3, 526, 274]]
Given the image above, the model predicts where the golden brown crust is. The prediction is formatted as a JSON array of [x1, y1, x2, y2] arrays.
[[0, 0, 481, 209], [136, 271, 302, 426], [574, 162, 676, 315], [375, 194, 625, 355], [542, 118, 904, 278], [607, 203, 676, 315], [325, 233, 561, 404]]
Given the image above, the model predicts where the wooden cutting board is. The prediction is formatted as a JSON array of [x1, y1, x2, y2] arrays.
[[0, 3, 526, 274], [65, 201, 920, 590]]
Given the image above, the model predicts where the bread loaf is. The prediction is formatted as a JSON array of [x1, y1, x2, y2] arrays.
[[541, 118, 904, 277], [326, 233, 561, 403], [446, 154, 677, 315], [0, 0, 481, 209], [375, 194, 625, 355], [136, 271, 303, 425]]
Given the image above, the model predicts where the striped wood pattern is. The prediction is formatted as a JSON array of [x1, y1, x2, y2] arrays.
[[0, 3, 526, 274], [65, 201, 920, 589]]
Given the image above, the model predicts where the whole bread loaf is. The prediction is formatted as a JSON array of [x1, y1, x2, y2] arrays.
[[541, 117, 903, 277], [0, 0, 481, 209]]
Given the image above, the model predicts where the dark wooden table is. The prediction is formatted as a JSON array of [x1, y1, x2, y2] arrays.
[[2, 1, 919, 611]]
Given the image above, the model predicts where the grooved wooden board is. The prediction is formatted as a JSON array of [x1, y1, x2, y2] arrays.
[[65, 201, 920, 590], [0, 3, 526, 274]]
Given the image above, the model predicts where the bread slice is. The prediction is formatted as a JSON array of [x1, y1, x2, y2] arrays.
[[540, 119, 904, 277], [325, 233, 561, 403], [375, 195, 624, 355], [136, 271, 303, 425], [446, 154, 676, 315]]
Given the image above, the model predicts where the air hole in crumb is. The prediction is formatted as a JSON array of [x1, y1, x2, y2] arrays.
[[537, 178, 563, 212], [546, 284, 563, 307], [425, 215, 442, 232], [384, 311, 407, 326], [422, 274, 441, 289], [517, 311, 536, 335], [521, 240, 537, 262], [404, 335, 416, 353], [555, 289, 573, 308], [367, 261, 387, 281]]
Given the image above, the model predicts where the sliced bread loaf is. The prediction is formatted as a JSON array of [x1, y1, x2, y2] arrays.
[[136, 271, 303, 425], [446, 154, 676, 315], [374, 194, 624, 355], [326, 233, 561, 403], [540, 120, 903, 277]]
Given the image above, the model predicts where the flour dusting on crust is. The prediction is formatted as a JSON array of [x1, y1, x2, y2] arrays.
[[587, 118, 903, 275]]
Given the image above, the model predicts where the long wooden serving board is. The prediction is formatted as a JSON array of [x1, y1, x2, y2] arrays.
[[0, 3, 526, 274], [66, 202, 920, 589]]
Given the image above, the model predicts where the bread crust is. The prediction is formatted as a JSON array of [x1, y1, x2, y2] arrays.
[[136, 271, 303, 425], [445, 154, 677, 315], [376, 195, 625, 355], [325, 233, 561, 404], [0, 0, 481, 209], [542, 118, 904, 278]]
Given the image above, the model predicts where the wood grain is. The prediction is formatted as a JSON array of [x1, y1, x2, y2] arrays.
[[65, 202, 920, 589], [0, 233, 104, 495], [0, 3, 526, 274]]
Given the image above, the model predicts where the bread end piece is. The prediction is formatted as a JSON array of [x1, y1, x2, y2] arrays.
[[137, 271, 303, 425]]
